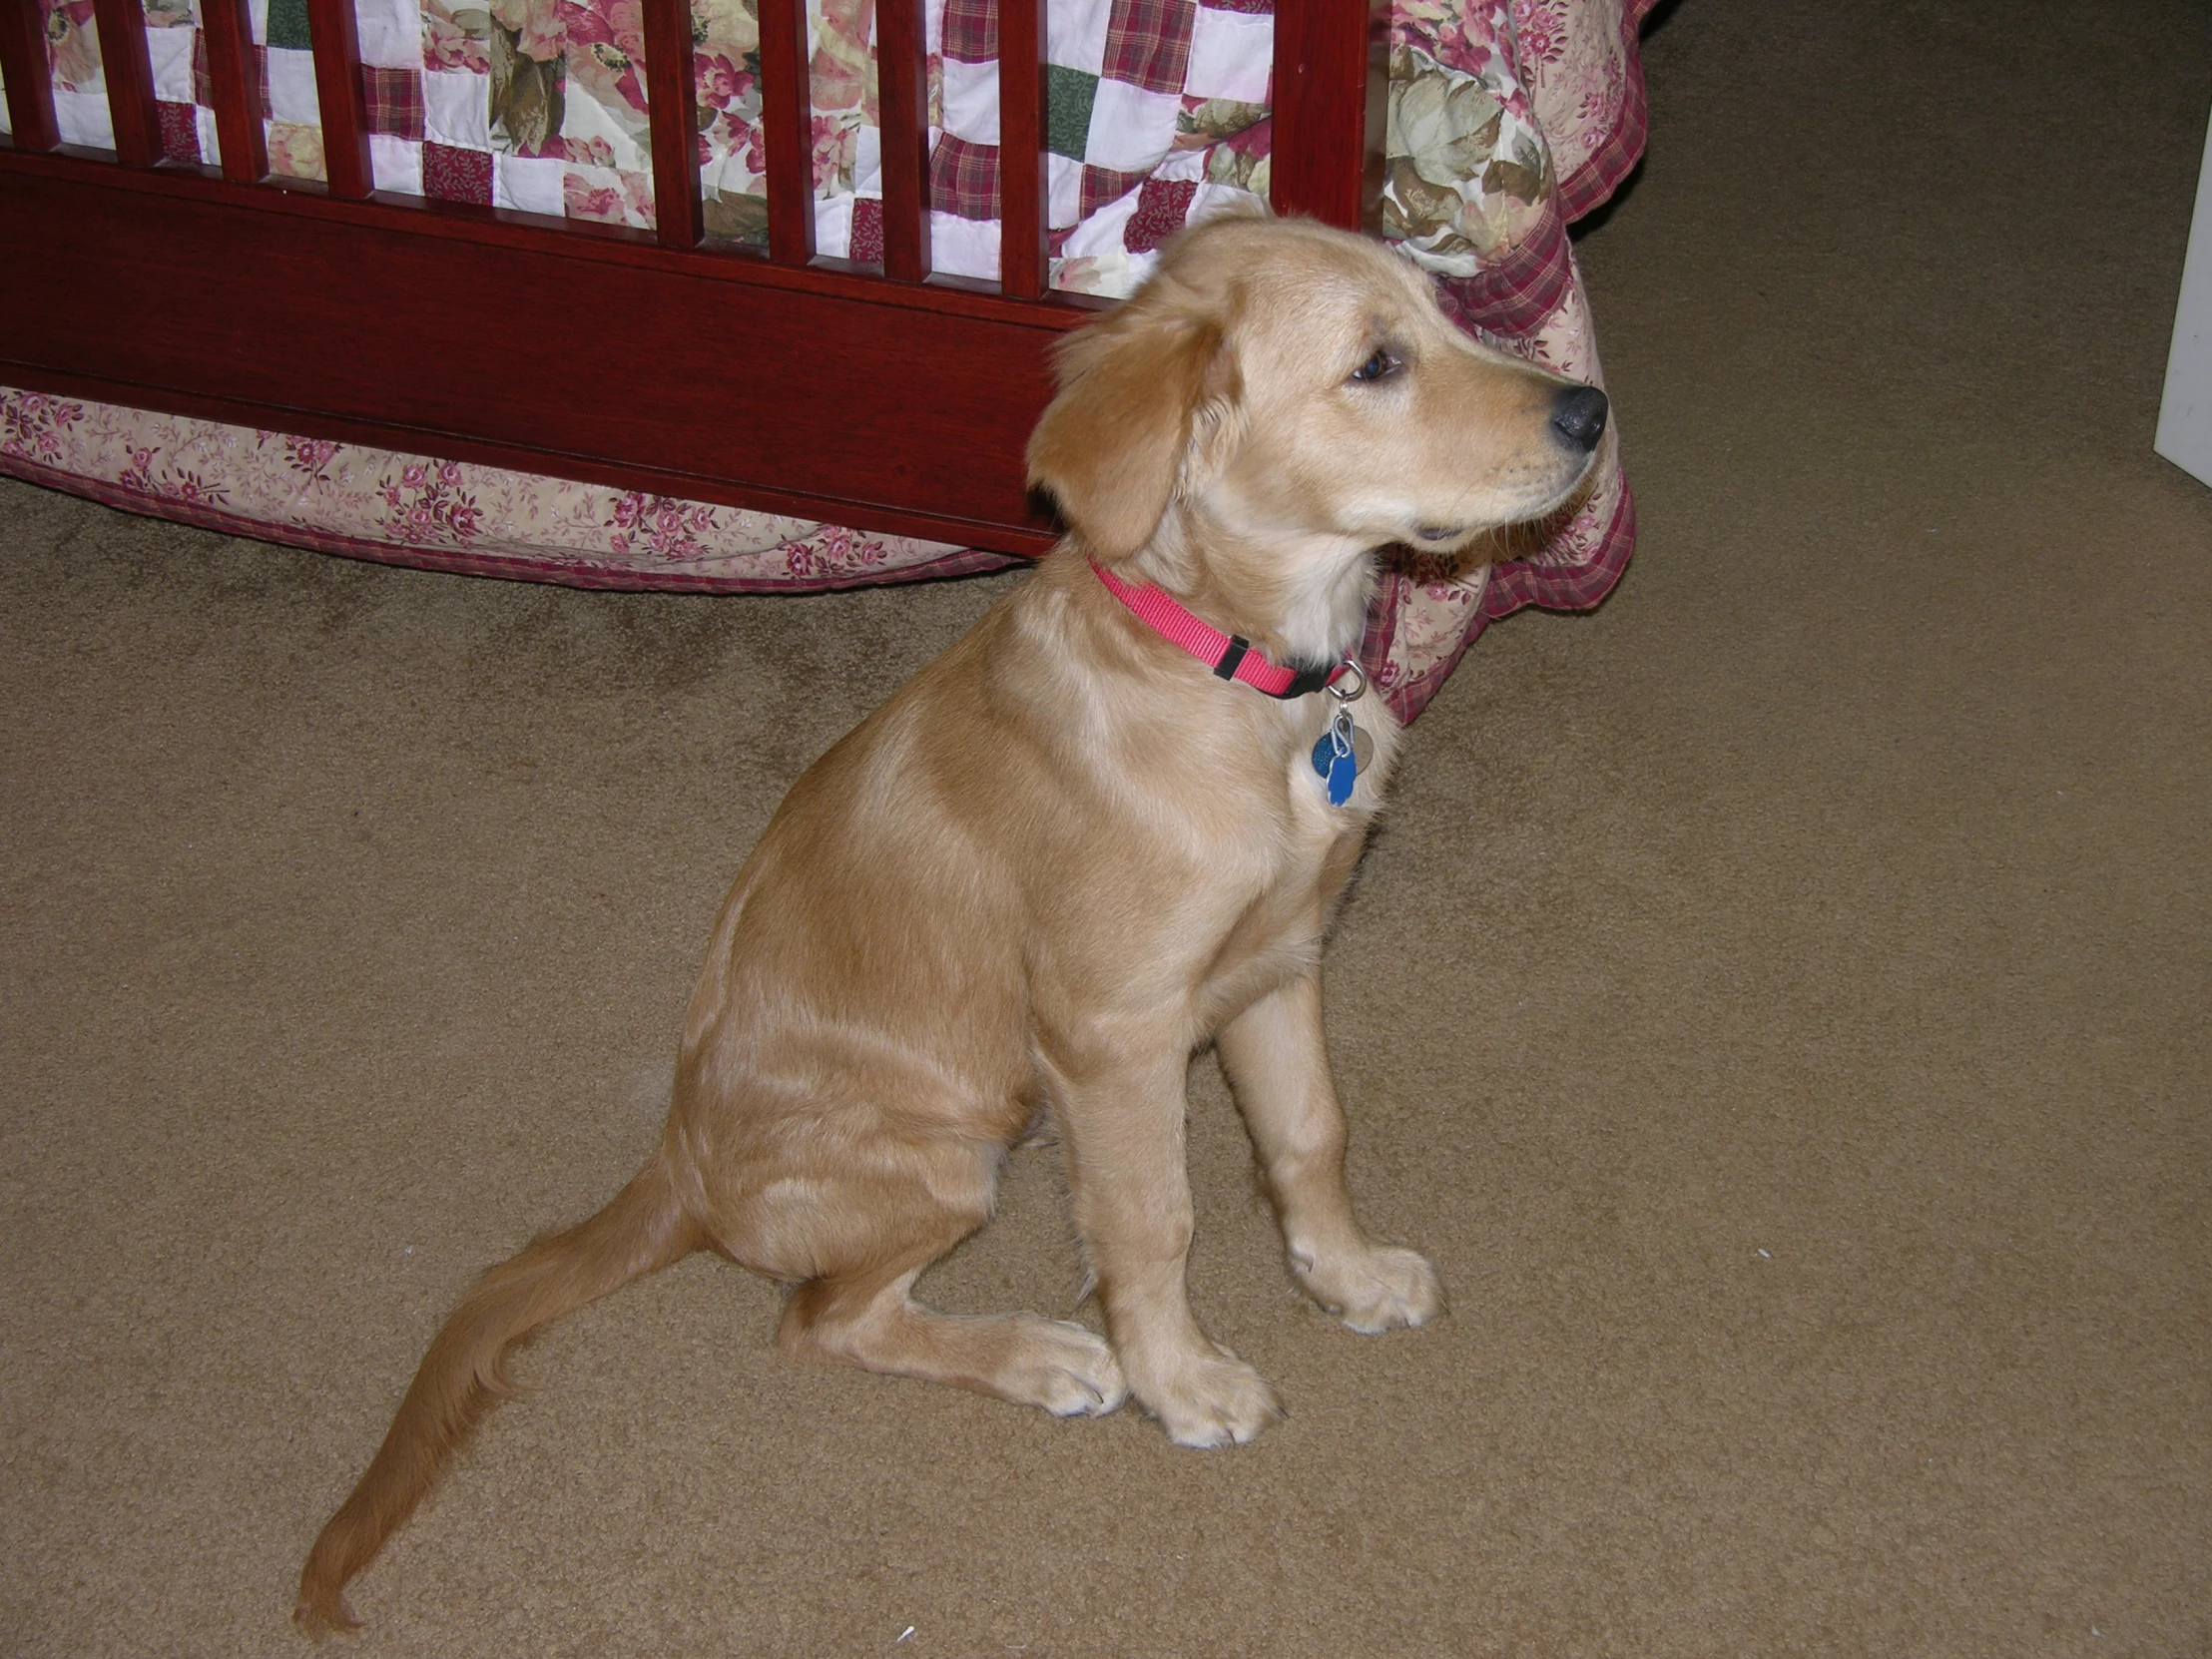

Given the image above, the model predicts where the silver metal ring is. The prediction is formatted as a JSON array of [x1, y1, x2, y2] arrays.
[[1328, 657, 1368, 704]]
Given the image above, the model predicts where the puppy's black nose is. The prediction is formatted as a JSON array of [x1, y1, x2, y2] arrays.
[[1550, 384, 1609, 452]]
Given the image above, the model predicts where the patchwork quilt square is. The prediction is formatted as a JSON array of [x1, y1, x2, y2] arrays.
[[938, 51, 998, 145], [263, 46, 318, 126], [263, 0, 311, 52], [906, 0, 1277, 286], [930, 132, 1000, 220], [146, 23, 198, 103], [157, 98, 201, 161], [421, 138, 492, 202], [157, 0, 672, 221], [1083, 74, 1181, 172], [1046, 0, 1116, 73], [147, 0, 1286, 289], [1101, 0, 1195, 97], [1184, 3, 1269, 102], [368, 129, 420, 189], [351, 0, 420, 68], [1043, 63, 1099, 159], [421, 67, 487, 151], [494, 153, 565, 216], [360, 65, 421, 140], [941, 0, 995, 61]]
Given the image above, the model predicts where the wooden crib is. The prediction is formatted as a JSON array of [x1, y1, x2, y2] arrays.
[[0, 0, 1379, 557]]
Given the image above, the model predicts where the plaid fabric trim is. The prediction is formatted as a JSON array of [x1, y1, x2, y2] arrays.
[[941, 0, 994, 64], [361, 65, 423, 142], [1360, 480, 1637, 725], [1552, 4, 1650, 223], [1430, 197, 1574, 339], [1198, 0, 1271, 12], [1079, 162, 1147, 224], [930, 132, 999, 219], [1484, 480, 1636, 616], [157, 99, 201, 162], [1102, 0, 1197, 96]]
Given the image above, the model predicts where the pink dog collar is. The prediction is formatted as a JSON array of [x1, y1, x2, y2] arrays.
[[1090, 560, 1352, 700]]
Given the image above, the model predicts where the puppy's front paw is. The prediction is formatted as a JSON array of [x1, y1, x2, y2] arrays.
[[1293, 1243, 1443, 1335], [1132, 1347, 1283, 1449]]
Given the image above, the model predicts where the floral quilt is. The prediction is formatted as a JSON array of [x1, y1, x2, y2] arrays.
[[4, 0, 1658, 721]]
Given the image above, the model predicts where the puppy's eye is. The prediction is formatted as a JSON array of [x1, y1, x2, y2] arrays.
[[1351, 348, 1397, 384]]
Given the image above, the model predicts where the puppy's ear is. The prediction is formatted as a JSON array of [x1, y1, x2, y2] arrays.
[[1026, 278, 1238, 561]]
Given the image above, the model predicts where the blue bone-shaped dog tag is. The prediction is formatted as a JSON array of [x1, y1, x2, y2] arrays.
[[1311, 719, 1360, 807]]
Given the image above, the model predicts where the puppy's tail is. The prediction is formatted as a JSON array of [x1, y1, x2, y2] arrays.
[[293, 1155, 702, 1637]]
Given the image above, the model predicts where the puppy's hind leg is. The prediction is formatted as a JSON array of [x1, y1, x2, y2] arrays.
[[783, 1266, 1127, 1418], [770, 1145, 1126, 1419]]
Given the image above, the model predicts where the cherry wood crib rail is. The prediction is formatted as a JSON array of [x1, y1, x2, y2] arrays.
[[0, 0, 1381, 555]]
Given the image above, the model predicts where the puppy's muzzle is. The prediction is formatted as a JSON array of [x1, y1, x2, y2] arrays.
[[1550, 384, 1610, 453]]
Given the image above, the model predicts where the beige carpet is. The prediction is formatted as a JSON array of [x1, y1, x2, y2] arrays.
[[5, 3, 2210, 1653]]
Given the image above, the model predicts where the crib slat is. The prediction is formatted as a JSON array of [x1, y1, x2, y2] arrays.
[[0, 0, 62, 152], [874, 0, 929, 281], [91, 0, 162, 164], [641, 0, 703, 248], [199, 0, 267, 182], [1269, 0, 1377, 231], [757, 0, 812, 263], [996, 0, 1044, 297], [304, 0, 371, 197]]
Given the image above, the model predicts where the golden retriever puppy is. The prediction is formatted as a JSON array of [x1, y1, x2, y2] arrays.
[[295, 212, 1607, 1634]]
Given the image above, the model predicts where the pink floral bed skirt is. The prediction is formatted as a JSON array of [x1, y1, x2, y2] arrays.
[[3, 0, 1656, 723], [0, 393, 1010, 592]]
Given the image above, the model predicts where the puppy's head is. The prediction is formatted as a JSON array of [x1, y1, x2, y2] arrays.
[[1027, 214, 1605, 651], [1024, 255, 1248, 564]]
